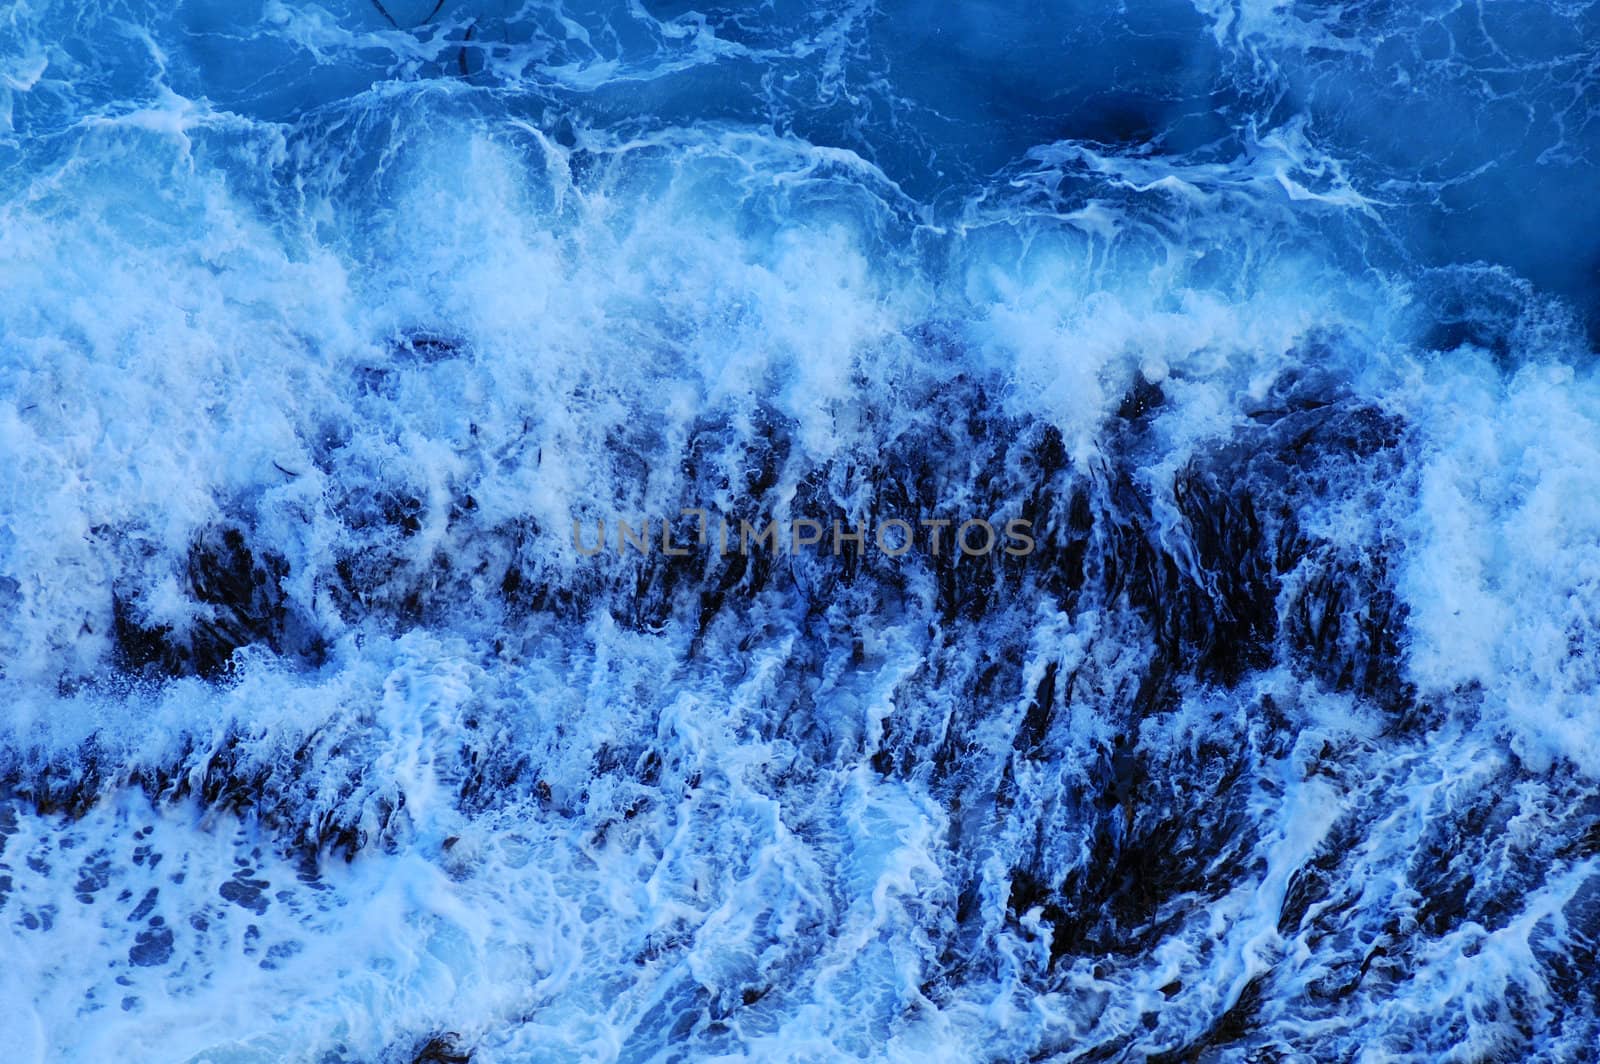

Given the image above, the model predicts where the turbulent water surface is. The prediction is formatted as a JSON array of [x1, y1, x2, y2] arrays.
[[3, 1, 1600, 1061]]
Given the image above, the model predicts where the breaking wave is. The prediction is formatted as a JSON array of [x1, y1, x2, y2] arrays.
[[2, 0, 1600, 1060]]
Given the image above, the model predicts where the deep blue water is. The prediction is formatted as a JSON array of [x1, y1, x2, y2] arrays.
[[2, 1, 1600, 1061]]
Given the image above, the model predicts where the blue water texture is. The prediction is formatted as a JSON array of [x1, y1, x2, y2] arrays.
[[1, 1, 1600, 1062]]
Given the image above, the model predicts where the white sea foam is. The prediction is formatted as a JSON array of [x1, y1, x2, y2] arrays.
[[3, 0, 1599, 1060]]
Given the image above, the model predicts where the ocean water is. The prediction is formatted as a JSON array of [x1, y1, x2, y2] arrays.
[[2, 1, 1600, 1060]]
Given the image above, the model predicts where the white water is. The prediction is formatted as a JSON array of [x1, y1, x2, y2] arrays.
[[3, 0, 1600, 1060]]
